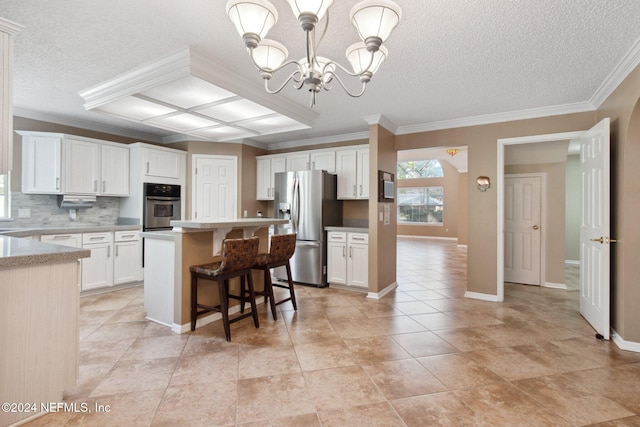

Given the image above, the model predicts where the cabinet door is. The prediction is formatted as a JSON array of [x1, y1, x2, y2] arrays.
[[357, 149, 370, 199], [114, 240, 142, 284], [348, 243, 368, 288], [310, 151, 335, 173], [335, 150, 357, 199], [64, 139, 101, 195], [327, 241, 347, 285], [286, 153, 309, 172], [21, 136, 62, 194], [143, 149, 181, 179], [256, 158, 272, 200], [81, 243, 114, 290], [101, 144, 130, 196], [41, 233, 82, 248], [270, 157, 286, 192]]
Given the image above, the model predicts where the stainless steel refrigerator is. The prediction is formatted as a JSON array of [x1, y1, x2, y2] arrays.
[[273, 170, 342, 287]]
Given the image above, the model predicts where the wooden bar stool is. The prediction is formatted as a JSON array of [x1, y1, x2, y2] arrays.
[[250, 233, 297, 320], [190, 236, 259, 341]]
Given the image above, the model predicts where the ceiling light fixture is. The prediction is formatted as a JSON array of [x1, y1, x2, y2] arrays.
[[446, 148, 459, 157], [226, 0, 402, 107]]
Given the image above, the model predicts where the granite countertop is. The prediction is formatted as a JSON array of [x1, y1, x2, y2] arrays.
[[171, 218, 288, 230], [325, 226, 369, 233], [0, 224, 141, 238], [0, 235, 90, 269]]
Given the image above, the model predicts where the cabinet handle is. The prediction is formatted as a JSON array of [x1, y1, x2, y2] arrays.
[[94, 180, 98, 192], [352, 237, 365, 241], [120, 234, 135, 239], [343, 246, 346, 257], [353, 185, 356, 197], [359, 184, 363, 195], [349, 247, 353, 258], [115, 245, 119, 257], [267, 187, 270, 198], [107, 246, 111, 258], [102, 180, 106, 193], [54, 235, 72, 239], [146, 162, 150, 174], [56, 177, 60, 191]]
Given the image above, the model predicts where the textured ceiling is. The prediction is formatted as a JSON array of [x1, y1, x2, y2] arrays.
[[2, 0, 640, 150]]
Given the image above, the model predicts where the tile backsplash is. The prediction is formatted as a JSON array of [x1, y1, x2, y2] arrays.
[[9, 192, 121, 227]]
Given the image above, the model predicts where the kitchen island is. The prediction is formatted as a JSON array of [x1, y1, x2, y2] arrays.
[[0, 236, 89, 427], [142, 218, 287, 333]]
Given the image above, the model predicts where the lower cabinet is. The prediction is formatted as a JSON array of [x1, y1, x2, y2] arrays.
[[82, 232, 114, 291], [114, 231, 143, 284], [40, 230, 141, 292], [327, 231, 368, 291]]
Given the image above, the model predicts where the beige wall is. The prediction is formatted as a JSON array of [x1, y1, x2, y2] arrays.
[[597, 64, 640, 342], [368, 124, 397, 294], [457, 173, 468, 245], [505, 162, 566, 285], [395, 112, 596, 296], [397, 159, 461, 239]]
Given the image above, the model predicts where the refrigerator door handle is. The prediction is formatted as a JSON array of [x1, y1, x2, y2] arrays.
[[296, 241, 320, 248], [292, 176, 300, 233]]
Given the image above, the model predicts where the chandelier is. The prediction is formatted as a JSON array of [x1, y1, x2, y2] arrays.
[[226, 0, 402, 107]]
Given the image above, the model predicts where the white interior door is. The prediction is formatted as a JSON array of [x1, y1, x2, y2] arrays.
[[579, 118, 611, 340], [504, 175, 542, 285], [193, 155, 237, 221]]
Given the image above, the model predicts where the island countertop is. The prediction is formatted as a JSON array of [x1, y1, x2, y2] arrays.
[[0, 235, 90, 269], [170, 218, 288, 230]]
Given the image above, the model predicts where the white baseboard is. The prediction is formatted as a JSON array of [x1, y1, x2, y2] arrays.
[[612, 329, 640, 353], [172, 296, 266, 334], [544, 282, 568, 290], [464, 291, 500, 302], [367, 282, 398, 300]]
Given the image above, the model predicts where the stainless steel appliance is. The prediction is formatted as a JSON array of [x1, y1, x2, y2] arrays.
[[273, 170, 342, 287], [143, 183, 181, 231]]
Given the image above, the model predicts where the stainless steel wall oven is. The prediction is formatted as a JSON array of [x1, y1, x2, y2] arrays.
[[143, 183, 181, 231]]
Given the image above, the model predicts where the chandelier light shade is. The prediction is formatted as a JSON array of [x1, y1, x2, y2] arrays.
[[225, 0, 402, 107], [226, 0, 278, 48], [446, 148, 459, 157], [350, 0, 402, 47]]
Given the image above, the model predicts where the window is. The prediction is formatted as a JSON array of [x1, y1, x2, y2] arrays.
[[397, 160, 443, 179], [398, 186, 443, 224], [0, 173, 9, 219]]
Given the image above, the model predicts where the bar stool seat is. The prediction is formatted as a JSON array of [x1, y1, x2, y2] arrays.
[[190, 236, 259, 341], [250, 233, 297, 320]]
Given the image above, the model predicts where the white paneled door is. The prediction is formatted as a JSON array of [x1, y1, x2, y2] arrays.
[[579, 118, 611, 340], [504, 175, 542, 285], [193, 155, 237, 222]]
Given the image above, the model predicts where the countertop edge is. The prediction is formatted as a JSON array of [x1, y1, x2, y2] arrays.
[[325, 226, 369, 233], [0, 236, 90, 269], [0, 224, 141, 238]]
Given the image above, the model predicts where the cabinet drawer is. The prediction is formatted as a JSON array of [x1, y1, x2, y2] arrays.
[[348, 233, 368, 244], [41, 233, 82, 248], [115, 230, 139, 242], [82, 232, 113, 245], [328, 232, 347, 242]]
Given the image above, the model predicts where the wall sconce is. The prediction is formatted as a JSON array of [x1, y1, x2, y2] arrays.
[[446, 148, 459, 157], [476, 176, 491, 192]]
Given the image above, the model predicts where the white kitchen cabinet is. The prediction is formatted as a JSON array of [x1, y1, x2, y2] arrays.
[[327, 231, 368, 290], [81, 232, 113, 291], [40, 233, 82, 249], [256, 155, 286, 200], [286, 152, 310, 171], [143, 147, 182, 179], [20, 133, 62, 194], [64, 138, 101, 195], [101, 144, 130, 196], [113, 231, 142, 284], [310, 150, 335, 173], [336, 147, 369, 199]]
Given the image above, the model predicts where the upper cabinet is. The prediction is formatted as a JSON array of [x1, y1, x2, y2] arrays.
[[19, 131, 130, 196], [286, 152, 310, 172], [310, 150, 335, 173], [142, 147, 181, 180], [335, 146, 369, 200], [256, 155, 286, 200], [20, 133, 62, 194]]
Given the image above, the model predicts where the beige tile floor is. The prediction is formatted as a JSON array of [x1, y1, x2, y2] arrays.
[[25, 238, 640, 426]]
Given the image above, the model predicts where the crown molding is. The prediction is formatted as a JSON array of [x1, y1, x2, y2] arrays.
[[395, 101, 595, 135], [264, 131, 369, 151], [13, 108, 166, 143], [0, 17, 25, 35], [590, 38, 640, 108], [362, 114, 398, 134]]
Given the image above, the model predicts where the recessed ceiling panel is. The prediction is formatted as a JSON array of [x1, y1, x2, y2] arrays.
[[147, 113, 220, 132], [197, 98, 275, 123], [140, 76, 235, 109], [97, 96, 176, 120], [241, 115, 307, 133]]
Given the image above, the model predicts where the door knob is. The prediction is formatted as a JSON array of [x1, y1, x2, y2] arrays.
[[532, 225, 539, 230], [591, 237, 618, 244]]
